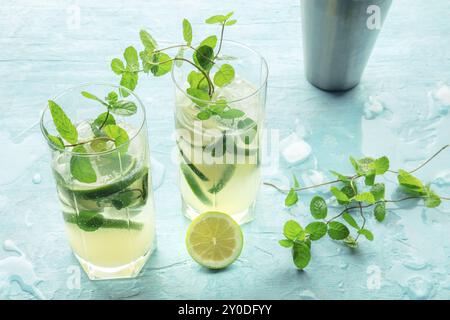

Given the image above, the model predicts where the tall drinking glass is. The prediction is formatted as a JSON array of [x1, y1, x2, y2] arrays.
[[172, 40, 268, 224], [40, 84, 156, 280]]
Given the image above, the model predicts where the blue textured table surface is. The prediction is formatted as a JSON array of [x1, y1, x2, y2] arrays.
[[1, 0, 449, 300]]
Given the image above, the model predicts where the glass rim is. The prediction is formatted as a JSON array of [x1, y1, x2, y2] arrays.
[[170, 39, 269, 105], [40, 82, 147, 156]]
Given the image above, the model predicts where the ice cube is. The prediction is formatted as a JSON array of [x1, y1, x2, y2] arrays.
[[363, 96, 385, 120], [434, 84, 450, 105], [280, 133, 311, 164]]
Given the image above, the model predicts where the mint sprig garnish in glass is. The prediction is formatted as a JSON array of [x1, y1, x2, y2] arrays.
[[40, 84, 156, 280], [110, 12, 268, 224]]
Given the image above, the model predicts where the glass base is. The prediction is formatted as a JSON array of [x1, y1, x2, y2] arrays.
[[74, 245, 155, 280], [182, 199, 255, 225]]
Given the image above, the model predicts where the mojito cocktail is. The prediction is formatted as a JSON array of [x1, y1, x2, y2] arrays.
[[172, 41, 268, 224], [41, 84, 156, 279]]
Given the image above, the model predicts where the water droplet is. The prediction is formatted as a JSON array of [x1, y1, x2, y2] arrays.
[[339, 262, 349, 270], [0, 240, 45, 299], [298, 289, 318, 300], [402, 258, 429, 271], [32, 173, 42, 184], [405, 276, 434, 300], [338, 281, 344, 288]]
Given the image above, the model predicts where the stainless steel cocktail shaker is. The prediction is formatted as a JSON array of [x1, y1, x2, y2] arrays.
[[301, 0, 392, 91]]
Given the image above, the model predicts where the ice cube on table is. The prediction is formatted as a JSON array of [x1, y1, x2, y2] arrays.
[[280, 133, 311, 164], [434, 84, 450, 105], [363, 96, 385, 120]]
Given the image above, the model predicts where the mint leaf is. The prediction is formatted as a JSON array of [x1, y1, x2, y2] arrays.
[[356, 157, 375, 175], [187, 88, 210, 107], [374, 156, 389, 174], [209, 100, 228, 115], [292, 242, 311, 270], [424, 186, 441, 208], [341, 185, 356, 199], [140, 30, 157, 51], [48, 134, 65, 148], [330, 186, 350, 204], [285, 188, 298, 207], [364, 171, 376, 186], [151, 52, 173, 77], [309, 196, 327, 219], [213, 64, 235, 87], [81, 91, 109, 107], [343, 236, 358, 248], [220, 108, 245, 119], [330, 170, 350, 183], [43, 127, 65, 148], [200, 35, 218, 49], [374, 202, 386, 222], [111, 58, 125, 75], [77, 210, 104, 232], [187, 71, 209, 91], [70, 146, 97, 183], [205, 14, 229, 24], [353, 192, 376, 204], [124, 46, 139, 71], [197, 111, 211, 120], [279, 239, 293, 248], [358, 229, 374, 241], [48, 100, 78, 144], [327, 221, 350, 240], [371, 183, 385, 201], [283, 220, 303, 240], [293, 174, 300, 188], [106, 91, 118, 104], [104, 124, 129, 152], [397, 169, 426, 195], [195, 45, 214, 71], [110, 100, 138, 116], [342, 212, 359, 229], [120, 72, 138, 96], [182, 18, 193, 45], [305, 222, 327, 241], [93, 112, 116, 128], [225, 19, 237, 26]]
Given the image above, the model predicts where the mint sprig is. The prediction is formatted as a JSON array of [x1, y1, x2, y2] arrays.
[[272, 146, 450, 270], [110, 13, 241, 122], [44, 89, 138, 183]]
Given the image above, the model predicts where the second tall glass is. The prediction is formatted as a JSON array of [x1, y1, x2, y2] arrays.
[[172, 41, 268, 224]]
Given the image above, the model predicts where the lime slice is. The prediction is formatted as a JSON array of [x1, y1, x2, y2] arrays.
[[68, 163, 144, 201], [186, 211, 243, 269]]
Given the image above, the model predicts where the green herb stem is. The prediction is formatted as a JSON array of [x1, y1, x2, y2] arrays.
[[214, 22, 226, 59], [98, 110, 110, 130], [154, 44, 216, 65], [388, 144, 449, 174]]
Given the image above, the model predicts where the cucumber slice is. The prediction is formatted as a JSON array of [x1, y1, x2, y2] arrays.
[[68, 167, 147, 200], [208, 165, 236, 194], [177, 142, 209, 181], [63, 211, 143, 231], [180, 164, 212, 206]]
